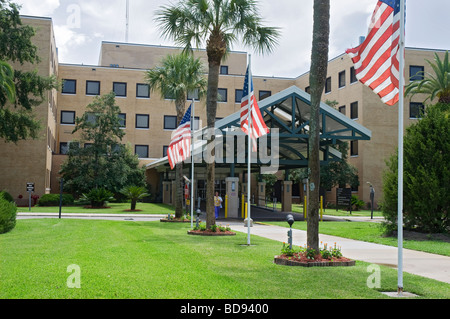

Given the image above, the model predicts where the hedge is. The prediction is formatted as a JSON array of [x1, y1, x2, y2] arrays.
[[38, 194, 75, 207]]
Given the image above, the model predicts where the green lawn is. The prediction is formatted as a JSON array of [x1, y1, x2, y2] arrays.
[[266, 202, 383, 217], [0, 219, 449, 299], [17, 202, 174, 215], [264, 221, 450, 257]]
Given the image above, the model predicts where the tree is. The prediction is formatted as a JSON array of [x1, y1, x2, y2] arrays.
[[0, 1, 58, 143], [308, 0, 330, 253], [0, 60, 15, 103], [60, 92, 146, 196], [121, 186, 149, 211], [382, 103, 449, 234], [155, 0, 280, 229], [145, 53, 206, 219], [405, 51, 450, 104]]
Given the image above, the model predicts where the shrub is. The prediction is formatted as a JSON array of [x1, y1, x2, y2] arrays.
[[120, 185, 149, 211], [381, 103, 449, 234], [38, 194, 74, 207], [0, 190, 14, 203], [81, 188, 114, 208], [351, 195, 365, 211], [0, 193, 17, 234]]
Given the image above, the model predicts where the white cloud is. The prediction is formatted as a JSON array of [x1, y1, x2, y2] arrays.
[[18, 0, 60, 16]]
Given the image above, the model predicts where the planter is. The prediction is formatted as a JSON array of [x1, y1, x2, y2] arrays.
[[187, 230, 236, 236], [160, 218, 191, 223], [274, 255, 355, 267]]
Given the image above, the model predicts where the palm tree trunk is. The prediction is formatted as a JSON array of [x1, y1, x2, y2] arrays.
[[175, 99, 185, 219], [205, 60, 220, 229], [308, 0, 330, 253]]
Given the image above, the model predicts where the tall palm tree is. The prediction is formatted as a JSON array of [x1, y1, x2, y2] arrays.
[[146, 53, 206, 219], [308, 0, 330, 253], [0, 60, 15, 103], [155, 0, 280, 228], [405, 51, 450, 104]]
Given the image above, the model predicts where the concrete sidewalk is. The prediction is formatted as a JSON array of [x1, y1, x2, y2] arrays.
[[227, 221, 450, 285]]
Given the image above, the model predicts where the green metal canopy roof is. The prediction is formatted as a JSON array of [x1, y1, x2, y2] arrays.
[[146, 85, 371, 172]]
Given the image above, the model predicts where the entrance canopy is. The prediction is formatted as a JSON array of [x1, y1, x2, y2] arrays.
[[146, 85, 371, 174]]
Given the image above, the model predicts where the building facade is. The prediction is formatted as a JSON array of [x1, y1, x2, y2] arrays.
[[0, 16, 444, 209]]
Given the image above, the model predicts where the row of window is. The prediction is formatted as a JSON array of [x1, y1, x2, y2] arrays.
[[337, 101, 425, 119], [62, 79, 151, 98], [316, 65, 425, 95], [62, 79, 272, 103], [59, 142, 152, 158], [61, 111, 205, 130]]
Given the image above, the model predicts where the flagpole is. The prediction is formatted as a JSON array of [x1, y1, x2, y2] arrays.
[[247, 54, 252, 246], [397, 0, 406, 295], [191, 99, 195, 229]]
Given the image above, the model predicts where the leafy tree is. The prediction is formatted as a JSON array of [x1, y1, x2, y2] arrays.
[[405, 51, 450, 104], [0, 60, 15, 102], [156, 0, 280, 228], [60, 92, 146, 196], [381, 103, 449, 233], [0, 1, 58, 143], [145, 53, 206, 218], [307, 0, 330, 253], [121, 186, 149, 211]]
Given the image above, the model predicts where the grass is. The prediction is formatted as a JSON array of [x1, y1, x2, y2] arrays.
[[0, 219, 449, 299], [265, 202, 383, 217], [264, 221, 450, 257], [17, 202, 174, 215]]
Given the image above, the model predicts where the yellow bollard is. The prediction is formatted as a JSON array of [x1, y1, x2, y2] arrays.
[[320, 196, 323, 221], [245, 202, 248, 219], [304, 196, 307, 219], [241, 194, 245, 218], [225, 195, 228, 219]]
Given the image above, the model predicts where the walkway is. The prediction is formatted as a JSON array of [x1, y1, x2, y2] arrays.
[[227, 220, 450, 285]]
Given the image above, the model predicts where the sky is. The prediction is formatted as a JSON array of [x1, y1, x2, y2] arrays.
[[17, 0, 450, 78]]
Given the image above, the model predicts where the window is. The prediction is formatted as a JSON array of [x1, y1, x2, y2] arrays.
[[350, 67, 358, 83], [61, 111, 75, 125], [305, 86, 310, 94], [136, 114, 149, 129], [350, 102, 358, 119], [338, 105, 346, 115], [135, 145, 149, 158], [259, 90, 271, 101], [410, 65, 424, 81], [350, 140, 358, 156], [164, 115, 177, 130], [235, 89, 243, 103], [86, 112, 97, 124], [410, 102, 425, 119], [119, 113, 126, 128], [339, 71, 346, 88], [220, 65, 229, 75], [163, 146, 169, 157], [136, 83, 150, 98], [60, 142, 69, 155], [325, 77, 331, 93], [86, 81, 100, 95], [62, 79, 76, 94], [113, 82, 127, 97], [218, 88, 227, 102]]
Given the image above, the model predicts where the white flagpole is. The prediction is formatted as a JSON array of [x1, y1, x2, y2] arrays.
[[191, 99, 195, 229], [247, 55, 252, 246], [397, 0, 406, 295]]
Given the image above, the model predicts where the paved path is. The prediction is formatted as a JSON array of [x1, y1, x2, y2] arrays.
[[17, 212, 450, 285], [227, 221, 450, 285]]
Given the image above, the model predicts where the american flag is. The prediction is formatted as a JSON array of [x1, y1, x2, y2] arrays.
[[167, 104, 192, 169], [346, 0, 402, 106], [240, 65, 269, 151]]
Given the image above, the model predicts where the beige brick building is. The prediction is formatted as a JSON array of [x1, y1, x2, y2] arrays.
[[0, 15, 445, 209]]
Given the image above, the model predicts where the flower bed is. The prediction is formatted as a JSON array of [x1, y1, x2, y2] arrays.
[[160, 218, 191, 223], [274, 242, 355, 267], [187, 223, 236, 236]]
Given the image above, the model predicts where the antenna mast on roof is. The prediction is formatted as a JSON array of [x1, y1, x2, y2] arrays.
[[125, 0, 129, 42]]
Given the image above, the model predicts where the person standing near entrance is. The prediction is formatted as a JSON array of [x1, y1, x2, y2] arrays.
[[214, 192, 223, 219]]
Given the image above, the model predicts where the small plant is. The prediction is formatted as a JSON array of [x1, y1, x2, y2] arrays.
[[81, 188, 114, 208], [120, 185, 149, 211], [210, 224, 218, 232], [332, 243, 343, 258], [281, 242, 296, 256], [305, 247, 316, 260]]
